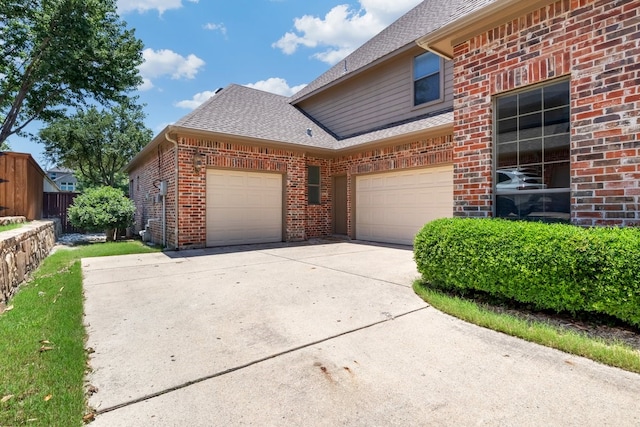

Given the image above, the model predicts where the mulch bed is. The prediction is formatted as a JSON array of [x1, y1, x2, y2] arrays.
[[443, 289, 640, 352]]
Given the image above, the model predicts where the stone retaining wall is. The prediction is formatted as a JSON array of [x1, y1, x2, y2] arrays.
[[0, 216, 26, 226], [0, 220, 59, 309]]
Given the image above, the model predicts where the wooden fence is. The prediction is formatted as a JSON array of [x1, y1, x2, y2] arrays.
[[0, 152, 44, 220], [42, 192, 81, 233]]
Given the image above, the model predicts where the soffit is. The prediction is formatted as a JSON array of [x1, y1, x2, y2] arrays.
[[418, 0, 554, 59]]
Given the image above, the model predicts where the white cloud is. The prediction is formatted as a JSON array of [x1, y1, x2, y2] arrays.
[[175, 90, 218, 109], [138, 48, 205, 90], [117, 0, 198, 15], [203, 22, 227, 38], [244, 78, 307, 97], [273, 0, 422, 65]]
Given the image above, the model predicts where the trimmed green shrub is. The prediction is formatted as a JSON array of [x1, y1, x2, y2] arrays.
[[414, 218, 640, 327], [68, 186, 135, 240]]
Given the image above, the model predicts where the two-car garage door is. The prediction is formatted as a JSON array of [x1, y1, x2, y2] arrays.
[[205, 165, 452, 247], [355, 165, 453, 245], [206, 169, 282, 247]]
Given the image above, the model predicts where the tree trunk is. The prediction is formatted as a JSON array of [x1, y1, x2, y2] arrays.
[[105, 228, 116, 241]]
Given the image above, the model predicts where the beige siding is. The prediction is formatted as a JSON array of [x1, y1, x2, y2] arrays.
[[297, 48, 454, 138]]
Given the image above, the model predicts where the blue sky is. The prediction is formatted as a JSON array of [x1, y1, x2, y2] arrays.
[[10, 0, 422, 168]]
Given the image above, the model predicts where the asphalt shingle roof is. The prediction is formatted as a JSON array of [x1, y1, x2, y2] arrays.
[[175, 84, 337, 149]]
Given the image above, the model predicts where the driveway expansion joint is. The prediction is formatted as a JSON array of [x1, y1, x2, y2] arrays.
[[93, 306, 428, 417]]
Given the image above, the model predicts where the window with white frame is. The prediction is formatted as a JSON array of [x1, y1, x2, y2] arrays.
[[413, 52, 441, 106], [60, 182, 75, 191], [494, 79, 571, 222]]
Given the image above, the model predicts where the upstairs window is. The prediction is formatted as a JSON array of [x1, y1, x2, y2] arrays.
[[308, 166, 321, 205], [414, 52, 441, 106], [60, 182, 75, 191]]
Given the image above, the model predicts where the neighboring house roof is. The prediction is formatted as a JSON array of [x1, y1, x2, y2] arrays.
[[175, 84, 338, 149], [289, 0, 497, 103], [47, 166, 74, 174]]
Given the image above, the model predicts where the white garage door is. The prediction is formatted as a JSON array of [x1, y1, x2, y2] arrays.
[[206, 169, 283, 246], [356, 165, 453, 245]]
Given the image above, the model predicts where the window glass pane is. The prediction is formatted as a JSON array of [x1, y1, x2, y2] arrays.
[[497, 118, 517, 143], [497, 143, 517, 168], [308, 166, 320, 185], [544, 80, 570, 109], [519, 88, 542, 114], [544, 134, 570, 162], [497, 95, 517, 119], [544, 162, 570, 188], [519, 139, 542, 165], [414, 53, 439, 79], [519, 112, 543, 139], [414, 74, 440, 105], [544, 134, 570, 151], [544, 106, 570, 135], [308, 186, 320, 205]]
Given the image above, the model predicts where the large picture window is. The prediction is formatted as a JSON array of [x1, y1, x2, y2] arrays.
[[495, 79, 570, 222], [413, 52, 441, 106]]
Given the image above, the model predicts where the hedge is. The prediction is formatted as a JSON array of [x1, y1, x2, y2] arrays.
[[413, 218, 640, 327]]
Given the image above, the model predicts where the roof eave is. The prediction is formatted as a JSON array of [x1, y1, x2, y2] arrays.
[[125, 125, 175, 172], [166, 125, 337, 156], [417, 0, 555, 59]]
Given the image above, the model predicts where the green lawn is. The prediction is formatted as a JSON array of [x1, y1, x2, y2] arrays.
[[0, 223, 25, 233], [413, 281, 640, 374], [0, 241, 160, 426]]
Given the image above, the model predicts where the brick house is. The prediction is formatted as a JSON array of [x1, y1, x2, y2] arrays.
[[127, 0, 640, 249]]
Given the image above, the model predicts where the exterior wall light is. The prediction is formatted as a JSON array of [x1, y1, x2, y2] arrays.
[[193, 150, 206, 173]]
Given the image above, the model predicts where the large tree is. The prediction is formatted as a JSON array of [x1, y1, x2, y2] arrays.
[[38, 101, 153, 189], [0, 0, 144, 144]]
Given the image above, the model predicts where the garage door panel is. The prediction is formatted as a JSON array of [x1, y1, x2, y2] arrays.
[[356, 165, 453, 245], [206, 170, 283, 247]]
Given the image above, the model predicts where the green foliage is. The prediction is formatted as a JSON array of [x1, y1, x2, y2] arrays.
[[414, 218, 640, 326], [0, 140, 10, 151], [67, 186, 135, 233], [0, 0, 144, 143], [38, 101, 152, 188]]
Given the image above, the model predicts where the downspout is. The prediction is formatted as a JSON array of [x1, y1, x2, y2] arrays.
[[164, 130, 179, 249]]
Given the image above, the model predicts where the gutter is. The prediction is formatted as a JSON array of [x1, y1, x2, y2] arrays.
[[164, 127, 179, 250]]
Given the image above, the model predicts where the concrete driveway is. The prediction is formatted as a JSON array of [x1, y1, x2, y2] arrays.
[[83, 241, 640, 426]]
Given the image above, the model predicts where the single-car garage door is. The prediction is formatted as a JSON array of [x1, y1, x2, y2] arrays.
[[206, 169, 283, 246], [356, 165, 453, 245]]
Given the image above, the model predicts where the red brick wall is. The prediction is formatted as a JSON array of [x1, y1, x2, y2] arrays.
[[453, 0, 640, 225], [128, 141, 178, 248]]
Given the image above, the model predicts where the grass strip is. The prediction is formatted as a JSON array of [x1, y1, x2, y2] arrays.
[[413, 281, 640, 374], [0, 223, 25, 233], [0, 241, 160, 426]]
